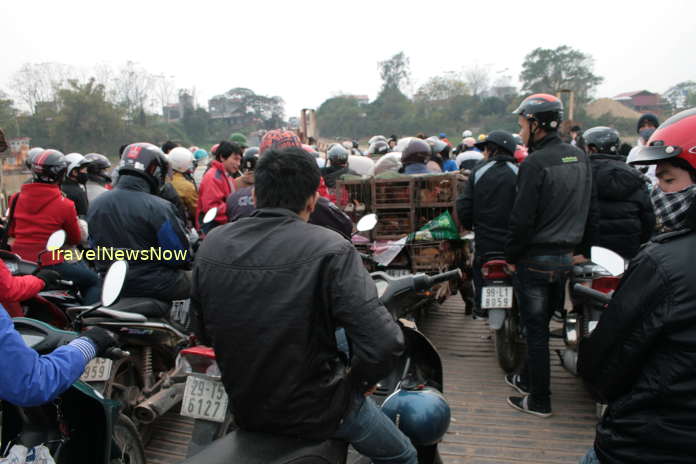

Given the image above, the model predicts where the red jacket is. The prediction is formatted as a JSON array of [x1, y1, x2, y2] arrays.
[[9, 183, 81, 266], [0, 260, 44, 317], [196, 160, 237, 226]]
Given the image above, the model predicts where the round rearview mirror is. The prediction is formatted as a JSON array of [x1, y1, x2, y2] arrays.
[[46, 230, 67, 251], [202, 207, 218, 225], [590, 246, 626, 277], [356, 213, 378, 232], [102, 260, 128, 307]]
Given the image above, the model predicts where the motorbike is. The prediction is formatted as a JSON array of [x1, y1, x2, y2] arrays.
[[480, 253, 523, 373], [557, 247, 626, 377], [1, 257, 144, 464], [180, 268, 460, 464]]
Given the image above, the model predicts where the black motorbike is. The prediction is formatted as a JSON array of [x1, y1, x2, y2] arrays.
[[180, 268, 460, 464]]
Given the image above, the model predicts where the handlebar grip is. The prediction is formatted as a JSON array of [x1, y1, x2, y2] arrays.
[[104, 347, 130, 360], [428, 269, 462, 286], [572, 283, 612, 305]]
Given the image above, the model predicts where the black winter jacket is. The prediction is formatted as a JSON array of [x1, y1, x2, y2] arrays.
[[590, 153, 655, 258], [321, 166, 359, 188], [61, 179, 89, 217], [505, 134, 599, 262], [578, 202, 696, 463], [191, 208, 404, 439], [456, 153, 518, 255], [86, 175, 192, 300]]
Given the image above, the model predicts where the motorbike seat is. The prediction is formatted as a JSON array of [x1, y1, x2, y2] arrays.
[[105, 297, 170, 317], [181, 429, 347, 464]]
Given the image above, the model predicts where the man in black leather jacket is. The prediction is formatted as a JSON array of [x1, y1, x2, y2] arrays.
[[584, 126, 655, 259], [192, 147, 416, 463], [577, 108, 696, 464], [505, 94, 599, 418]]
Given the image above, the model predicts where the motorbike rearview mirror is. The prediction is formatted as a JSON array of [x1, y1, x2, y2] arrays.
[[590, 246, 626, 277], [202, 207, 218, 225], [46, 230, 66, 251], [101, 260, 128, 307], [356, 213, 378, 232]]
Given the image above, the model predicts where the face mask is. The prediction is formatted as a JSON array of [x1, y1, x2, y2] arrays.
[[76, 172, 88, 184], [639, 128, 655, 144], [651, 184, 696, 233]]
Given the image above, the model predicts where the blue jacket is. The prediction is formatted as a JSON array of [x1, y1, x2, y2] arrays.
[[87, 174, 192, 300], [0, 308, 89, 406]]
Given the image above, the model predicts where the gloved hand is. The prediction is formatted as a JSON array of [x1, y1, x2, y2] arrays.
[[34, 268, 61, 290], [80, 327, 119, 358]]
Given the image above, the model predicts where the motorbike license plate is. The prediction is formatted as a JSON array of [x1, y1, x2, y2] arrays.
[[482, 286, 513, 309], [181, 376, 228, 423], [80, 357, 113, 382]]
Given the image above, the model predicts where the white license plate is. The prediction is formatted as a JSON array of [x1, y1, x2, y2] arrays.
[[181, 376, 228, 423], [81, 357, 113, 382], [482, 286, 513, 309]]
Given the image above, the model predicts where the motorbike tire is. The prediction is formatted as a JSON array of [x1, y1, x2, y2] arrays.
[[112, 414, 146, 464], [494, 315, 524, 374]]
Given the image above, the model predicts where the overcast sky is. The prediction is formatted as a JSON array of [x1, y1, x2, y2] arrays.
[[2, 0, 695, 118]]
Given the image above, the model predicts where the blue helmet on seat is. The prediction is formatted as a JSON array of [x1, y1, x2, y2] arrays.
[[381, 387, 451, 446]]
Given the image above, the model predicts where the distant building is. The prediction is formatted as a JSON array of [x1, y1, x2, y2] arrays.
[[613, 90, 669, 115], [344, 95, 370, 105], [208, 94, 246, 124], [163, 104, 182, 121]]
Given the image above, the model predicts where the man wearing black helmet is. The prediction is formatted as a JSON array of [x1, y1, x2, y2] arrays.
[[504, 94, 598, 417], [456, 130, 519, 319], [584, 126, 655, 258], [87, 143, 192, 302], [322, 144, 358, 189], [83, 153, 112, 202]]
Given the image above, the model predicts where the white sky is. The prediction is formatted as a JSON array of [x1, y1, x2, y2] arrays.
[[2, 0, 695, 117]]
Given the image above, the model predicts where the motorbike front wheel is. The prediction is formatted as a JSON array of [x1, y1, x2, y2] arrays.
[[112, 414, 146, 464], [494, 313, 524, 373]]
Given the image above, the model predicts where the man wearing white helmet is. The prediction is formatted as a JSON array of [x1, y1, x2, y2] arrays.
[[61, 153, 91, 217], [455, 137, 484, 170], [168, 147, 198, 225]]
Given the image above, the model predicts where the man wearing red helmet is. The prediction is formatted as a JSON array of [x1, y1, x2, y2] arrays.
[[578, 108, 696, 464], [504, 93, 599, 418]]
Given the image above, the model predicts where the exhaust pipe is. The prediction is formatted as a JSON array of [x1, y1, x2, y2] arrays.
[[134, 383, 185, 424]]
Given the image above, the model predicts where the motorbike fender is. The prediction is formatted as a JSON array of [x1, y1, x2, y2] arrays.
[[488, 309, 507, 330], [402, 327, 444, 391]]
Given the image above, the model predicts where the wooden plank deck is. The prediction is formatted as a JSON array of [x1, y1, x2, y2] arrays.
[[144, 294, 597, 463], [419, 296, 596, 463]]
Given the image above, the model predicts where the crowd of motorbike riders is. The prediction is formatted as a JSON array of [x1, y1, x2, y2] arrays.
[[0, 92, 695, 463]]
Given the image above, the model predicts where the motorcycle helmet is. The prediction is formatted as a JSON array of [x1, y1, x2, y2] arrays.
[[259, 129, 302, 155], [242, 147, 260, 172], [370, 140, 390, 156], [328, 144, 349, 166], [583, 127, 620, 154], [474, 130, 517, 155], [462, 130, 472, 138], [117, 143, 169, 193], [381, 387, 451, 446], [31, 149, 68, 184], [512, 133, 523, 146], [229, 132, 248, 148], [629, 107, 696, 172], [64, 153, 90, 182], [169, 146, 194, 173], [26, 147, 45, 170], [84, 153, 112, 174], [368, 135, 388, 145], [513, 93, 564, 131], [402, 138, 431, 166], [426, 136, 447, 155]]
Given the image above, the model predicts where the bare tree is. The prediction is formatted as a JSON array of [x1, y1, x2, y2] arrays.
[[153, 74, 175, 113], [9, 62, 73, 113], [112, 61, 155, 119], [464, 64, 491, 97]]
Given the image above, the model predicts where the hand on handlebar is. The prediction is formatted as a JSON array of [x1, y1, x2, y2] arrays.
[[81, 327, 120, 358], [34, 268, 62, 290]]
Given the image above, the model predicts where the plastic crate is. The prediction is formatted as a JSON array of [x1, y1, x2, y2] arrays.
[[414, 173, 458, 207], [373, 209, 413, 240], [373, 178, 413, 208]]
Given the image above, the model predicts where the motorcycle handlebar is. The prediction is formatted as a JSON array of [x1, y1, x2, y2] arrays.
[[415, 269, 462, 291], [104, 347, 130, 360], [57, 279, 74, 287], [572, 283, 612, 305]]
